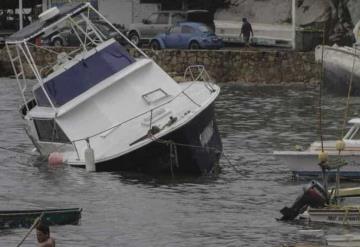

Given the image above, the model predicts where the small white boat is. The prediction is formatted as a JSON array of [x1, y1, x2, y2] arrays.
[[274, 118, 360, 178], [305, 207, 360, 226], [5, 3, 222, 174], [281, 180, 360, 227], [303, 186, 360, 226]]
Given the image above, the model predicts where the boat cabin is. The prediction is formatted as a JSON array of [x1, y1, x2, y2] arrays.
[[6, 3, 148, 144]]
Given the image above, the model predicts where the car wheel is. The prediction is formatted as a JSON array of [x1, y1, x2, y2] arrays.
[[52, 38, 63, 47], [150, 40, 161, 50], [129, 32, 140, 46], [189, 41, 200, 50]]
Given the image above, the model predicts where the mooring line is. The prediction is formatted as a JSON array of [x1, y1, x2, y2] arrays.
[[148, 133, 242, 174]]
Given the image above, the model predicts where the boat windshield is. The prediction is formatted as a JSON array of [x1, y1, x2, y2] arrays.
[[34, 41, 135, 107], [344, 125, 360, 140]]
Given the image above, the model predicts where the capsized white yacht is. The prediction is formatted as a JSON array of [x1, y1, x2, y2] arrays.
[[6, 3, 222, 174], [274, 118, 360, 178]]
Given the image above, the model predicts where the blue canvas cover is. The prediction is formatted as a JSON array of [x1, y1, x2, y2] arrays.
[[34, 42, 135, 107]]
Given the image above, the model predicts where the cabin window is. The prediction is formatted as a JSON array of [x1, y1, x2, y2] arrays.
[[142, 88, 169, 105], [34, 119, 70, 143], [351, 127, 360, 140]]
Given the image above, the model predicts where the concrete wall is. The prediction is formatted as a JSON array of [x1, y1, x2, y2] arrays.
[[0, 48, 320, 84]]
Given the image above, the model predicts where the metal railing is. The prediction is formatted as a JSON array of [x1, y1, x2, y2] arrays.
[[184, 65, 215, 93]]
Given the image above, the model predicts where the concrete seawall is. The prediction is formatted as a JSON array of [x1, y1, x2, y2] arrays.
[[0, 48, 320, 84]]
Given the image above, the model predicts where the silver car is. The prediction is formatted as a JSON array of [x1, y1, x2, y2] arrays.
[[127, 11, 186, 46]]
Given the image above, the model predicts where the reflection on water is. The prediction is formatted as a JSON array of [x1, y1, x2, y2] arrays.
[[1, 78, 360, 246]]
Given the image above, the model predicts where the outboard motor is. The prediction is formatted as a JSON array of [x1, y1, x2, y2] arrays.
[[280, 181, 328, 221]]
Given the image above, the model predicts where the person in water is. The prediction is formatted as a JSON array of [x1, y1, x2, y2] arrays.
[[36, 222, 55, 247]]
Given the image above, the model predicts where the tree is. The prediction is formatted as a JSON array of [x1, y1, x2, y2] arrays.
[[324, 0, 354, 45]]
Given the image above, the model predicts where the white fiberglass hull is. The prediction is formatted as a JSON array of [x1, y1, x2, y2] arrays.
[[304, 208, 360, 226], [274, 139, 360, 178]]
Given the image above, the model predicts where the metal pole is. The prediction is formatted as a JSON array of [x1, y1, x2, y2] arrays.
[[19, 0, 23, 30], [292, 0, 296, 50], [42, 0, 47, 12]]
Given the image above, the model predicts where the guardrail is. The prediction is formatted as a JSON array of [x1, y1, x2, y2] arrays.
[[184, 65, 215, 93]]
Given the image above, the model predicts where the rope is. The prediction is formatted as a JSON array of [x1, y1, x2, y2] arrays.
[[318, 29, 327, 191], [148, 132, 240, 174], [16, 212, 44, 247], [340, 44, 357, 139], [318, 26, 326, 153]]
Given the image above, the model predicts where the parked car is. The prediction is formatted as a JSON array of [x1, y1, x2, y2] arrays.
[[42, 20, 126, 47], [0, 10, 31, 47], [150, 22, 223, 50], [127, 10, 214, 46]]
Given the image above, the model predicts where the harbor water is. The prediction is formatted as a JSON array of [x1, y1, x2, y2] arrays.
[[1, 78, 360, 246]]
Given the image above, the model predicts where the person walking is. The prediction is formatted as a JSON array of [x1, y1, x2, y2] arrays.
[[241, 18, 253, 47]]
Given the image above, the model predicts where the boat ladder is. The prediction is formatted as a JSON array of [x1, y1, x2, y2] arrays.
[[7, 46, 27, 95]]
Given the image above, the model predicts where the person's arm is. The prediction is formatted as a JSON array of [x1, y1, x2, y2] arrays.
[[38, 238, 55, 247], [250, 24, 254, 37]]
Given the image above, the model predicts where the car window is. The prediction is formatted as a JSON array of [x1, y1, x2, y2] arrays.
[[169, 26, 181, 33], [198, 25, 211, 33], [95, 23, 111, 34], [182, 26, 195, 34], [157, 13, 169, 24], [171, 13, 185, 24], [147, 13, 158, 24]]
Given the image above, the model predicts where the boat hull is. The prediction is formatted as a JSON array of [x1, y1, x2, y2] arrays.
[[84, 102, 222, 175], [0, 208, 82, 229], [316, 45, 360, 96], [307, 208, 360, 226], [323, 61, 360, 96], [274, 151, 360, 178]]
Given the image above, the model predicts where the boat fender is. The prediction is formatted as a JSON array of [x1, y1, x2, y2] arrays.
[[318, 151, 328, 164], [85, 139, 96, 172], [294, 145, 303, 151], [48, 152, 64, 167], [336, 140, 346, 152]]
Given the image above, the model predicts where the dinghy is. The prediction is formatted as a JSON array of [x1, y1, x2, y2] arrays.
[[0, 208, 82, 229]]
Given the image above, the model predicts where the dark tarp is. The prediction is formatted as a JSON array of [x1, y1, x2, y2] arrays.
[[6, 2, 87, 42], [0, 0, 42, 9]]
